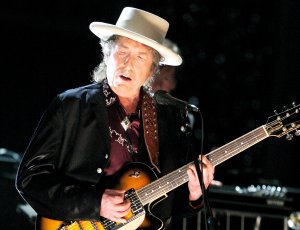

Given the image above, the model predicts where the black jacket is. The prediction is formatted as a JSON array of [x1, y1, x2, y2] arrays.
[[16, 83, 197, 223]]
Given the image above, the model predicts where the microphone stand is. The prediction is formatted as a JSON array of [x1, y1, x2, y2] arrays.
[[181, 107, 217, 230]]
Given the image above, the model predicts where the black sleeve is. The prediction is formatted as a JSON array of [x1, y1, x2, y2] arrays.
[[15, 96, 102, 221]]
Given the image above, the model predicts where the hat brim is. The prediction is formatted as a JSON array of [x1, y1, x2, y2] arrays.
[[89, 22, 182, 66]]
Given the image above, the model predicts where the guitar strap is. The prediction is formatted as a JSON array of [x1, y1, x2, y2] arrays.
[[141, 92, 161, 173]]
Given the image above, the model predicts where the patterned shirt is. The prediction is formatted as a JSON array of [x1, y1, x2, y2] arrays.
[[102, 80, 141, 176]]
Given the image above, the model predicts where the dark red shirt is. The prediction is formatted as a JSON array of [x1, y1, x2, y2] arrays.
[[102, 80, 140, 176]]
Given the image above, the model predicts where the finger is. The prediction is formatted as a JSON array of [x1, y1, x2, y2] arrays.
[[111, 201, 131, 223], [188, 162, 213, 188], [110, 215, 127, 224], [106, 189, 126, 204], [114, 208, 131, 218], [186, 167, 195, 181], [115, 199, 131, 212], [112, 195, 126, 204], [187, 165, 198, 180], [198, 155, 210, 167], [106, 189, 126, 197]]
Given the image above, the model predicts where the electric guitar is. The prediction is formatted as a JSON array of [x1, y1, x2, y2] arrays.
[[37, 103, 300, 230]]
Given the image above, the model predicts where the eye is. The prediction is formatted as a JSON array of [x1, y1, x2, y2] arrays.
[[138, 55, 147, 61]]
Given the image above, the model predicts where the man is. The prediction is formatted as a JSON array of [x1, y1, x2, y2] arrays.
[[150, 39, 181, 93], [16, 7, 214, 229]]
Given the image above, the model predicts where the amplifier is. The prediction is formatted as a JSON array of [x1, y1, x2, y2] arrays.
[[208, 184, 300, 216]]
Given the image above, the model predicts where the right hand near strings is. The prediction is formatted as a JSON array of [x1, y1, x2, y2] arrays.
[[100, 188, 131, 223]]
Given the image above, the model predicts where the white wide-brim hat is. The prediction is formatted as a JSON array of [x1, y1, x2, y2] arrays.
[[89, 7, 182, 66]]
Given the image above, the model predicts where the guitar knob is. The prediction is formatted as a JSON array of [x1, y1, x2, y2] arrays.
[[295, 130, 300, 136], [286, 133, 293, 140]]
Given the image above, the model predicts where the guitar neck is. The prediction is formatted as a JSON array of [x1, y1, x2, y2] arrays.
[[206, 125, 269, 166], [137, 125, 270, 205]]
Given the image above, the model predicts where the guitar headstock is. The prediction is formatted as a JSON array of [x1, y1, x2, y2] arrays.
[[265, 102, 300, 139]]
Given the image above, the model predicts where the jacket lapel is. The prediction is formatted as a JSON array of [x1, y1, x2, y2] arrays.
[[88, 84, 110, 157]]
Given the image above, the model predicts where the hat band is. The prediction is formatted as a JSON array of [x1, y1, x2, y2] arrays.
[[116, 20, 165, 44]]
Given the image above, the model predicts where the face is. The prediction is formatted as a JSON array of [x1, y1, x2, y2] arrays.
[[106, 36, 155, 99], [151, 66, 176, 93]]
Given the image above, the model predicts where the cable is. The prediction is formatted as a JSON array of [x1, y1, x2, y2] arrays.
[[193, 110, 217, 230]]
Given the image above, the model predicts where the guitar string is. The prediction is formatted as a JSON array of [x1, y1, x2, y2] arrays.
[[209, 134, 266, 166], [62, 129, 267, 230], [124, 123, 274, 205], [206, 127, 267, 166], [63, 112, 297, 229], [100, 189, 148, 229], [264, 109, 298, 132], [98, 194, 145, 229], [205, 107, 299, 166], [137, 112, 299, 210], [138, 127, 267, 204], [138, 172, 187, 204], [139, 129, 264, 193], [137, 164, 190, 204], [208, 113, 279, 165]]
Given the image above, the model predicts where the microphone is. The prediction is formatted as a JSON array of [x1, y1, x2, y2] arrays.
[[153, 90, 200, 112]]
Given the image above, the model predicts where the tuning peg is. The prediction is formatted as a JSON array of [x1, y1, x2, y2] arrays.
[[292, 101, 299, 113], [286, 133, 293, 140], [274, 109, 278, 115], [295, 130, 300, 136], [282, 106, 288, 112]]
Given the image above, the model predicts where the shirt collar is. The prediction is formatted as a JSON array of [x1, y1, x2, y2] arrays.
[[103, 78, 117, 107], [102, 78, 143, 113]]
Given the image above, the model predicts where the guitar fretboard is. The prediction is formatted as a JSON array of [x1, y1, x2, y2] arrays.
[[137, 125, 269, 205], [207, 125, 269, 166]]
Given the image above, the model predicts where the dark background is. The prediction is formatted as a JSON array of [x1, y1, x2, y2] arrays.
[[1, 0, 300, 229]]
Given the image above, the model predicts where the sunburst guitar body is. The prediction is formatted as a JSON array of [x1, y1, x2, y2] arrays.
[[37, 162, 164, 230], [36, 103, 300, 230]]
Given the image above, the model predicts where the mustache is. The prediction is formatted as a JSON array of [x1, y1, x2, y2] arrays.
[[116, 68, 134, 79]]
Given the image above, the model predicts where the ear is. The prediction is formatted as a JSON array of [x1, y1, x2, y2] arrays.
[[150, 63, 160, 78]]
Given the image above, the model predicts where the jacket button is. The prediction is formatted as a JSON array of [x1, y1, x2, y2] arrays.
[[105, 154, 108, 159], [96, 168, 102, 174]]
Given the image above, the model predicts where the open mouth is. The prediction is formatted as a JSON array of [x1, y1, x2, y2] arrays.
[[119, 74, 131, 81]]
